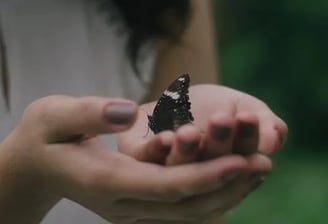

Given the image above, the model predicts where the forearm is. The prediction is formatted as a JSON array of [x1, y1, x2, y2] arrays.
[[145, 0, 218, 101], [0, 132, 59, 224]]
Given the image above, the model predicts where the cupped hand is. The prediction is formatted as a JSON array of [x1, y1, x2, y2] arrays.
[[189, 84, 288, 156], [119, 84, 288, 159], [0, 95, 266, 224], [119, 84, 287, 223], [119, 84, 287, 162]]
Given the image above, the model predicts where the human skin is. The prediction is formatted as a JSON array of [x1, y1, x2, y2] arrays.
[[0, 1, 287, 223], [140, 1, 288, 221], [0, 86, 285, 223], [119, 84, 287, 223]]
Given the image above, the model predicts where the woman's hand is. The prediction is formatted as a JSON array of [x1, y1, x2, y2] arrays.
[[120, 84, 287, 163], [0, 95, 264, 224], [119, 84, 287, 223], [191, 84, 287, 154]]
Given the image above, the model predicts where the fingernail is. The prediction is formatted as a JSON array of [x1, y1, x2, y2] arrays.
[[104, 102, 136, 125], [239, 123, 256, 138], [179, 141, 198, 155], [159, 145, 171, 156], [222, 171, 243, 182], [212, 126, 231, 141], [157, 145, 171, 165], [249, 172, 267, 192], [277, 130, 286, 148]]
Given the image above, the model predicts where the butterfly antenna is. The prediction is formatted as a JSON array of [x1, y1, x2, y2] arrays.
[[140, 103, 153, 138], [143, 126, 150, 138]]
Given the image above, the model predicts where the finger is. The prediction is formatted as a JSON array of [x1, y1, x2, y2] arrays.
[[245, 153, 272, 175], [258, 113, 288, 154], [202, 155, 272, 220], [202, 178, 251, 221], [24, 96, 137, 143], [127, 154, 271, 220], [205, 154, 272, 219], [232, 112, 259, 155], [200, 112, 235, 160], [48, 144, 249, 202], [115, 174, 246, 221], [241, 153, 272, 198], [275, 117, 288, 148], [173, 160, 269, 219], [136, 131, 175, 165], [116, 154, 249, 201], [166, 125, 202, 166], [117, 103, 159, 157]]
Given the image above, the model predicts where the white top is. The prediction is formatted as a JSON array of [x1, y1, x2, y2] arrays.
[[0, 0, 155, 223]]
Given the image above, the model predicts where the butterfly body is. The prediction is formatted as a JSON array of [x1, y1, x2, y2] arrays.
[[148, 74, 194, 134]]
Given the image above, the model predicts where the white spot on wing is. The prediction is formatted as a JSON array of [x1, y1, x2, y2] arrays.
[[178, 77, 185, 82], [164, 90, 180, 100]]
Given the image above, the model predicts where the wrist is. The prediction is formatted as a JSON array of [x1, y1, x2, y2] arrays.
[[0, 130, 60, 224]]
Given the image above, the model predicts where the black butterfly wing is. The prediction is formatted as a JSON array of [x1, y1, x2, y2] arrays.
[[148, 74, 194, 134]]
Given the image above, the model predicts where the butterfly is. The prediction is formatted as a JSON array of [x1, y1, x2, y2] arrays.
[[147, 74, 194, 134]]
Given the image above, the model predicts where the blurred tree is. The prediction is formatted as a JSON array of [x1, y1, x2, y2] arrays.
[[215, 0, 328, 150]]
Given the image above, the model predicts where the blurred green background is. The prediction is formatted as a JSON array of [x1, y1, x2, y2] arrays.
[[213, 0, 328, 223]]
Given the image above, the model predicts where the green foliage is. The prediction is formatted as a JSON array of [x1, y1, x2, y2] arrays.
[[214, 1, 328, 222], [225, 152, 328, 224], [215, 0, 328, 150]]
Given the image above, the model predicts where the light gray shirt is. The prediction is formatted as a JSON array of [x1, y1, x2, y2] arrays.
[[0, 0, 154, 223]]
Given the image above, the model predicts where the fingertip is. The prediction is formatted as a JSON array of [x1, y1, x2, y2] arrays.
[[215, 155, 249, 180], [235, 112, 259, 138], [140, 131, 175, 164], [156, 131, 176, 161], [176, 124, 201, 155], [208, 112, 234, 142], [165, 125, 201, 165], [245, 153, 273, 173], [274, 118, 288, 148], [232, 112, 260, 155], [103, 100, 138, 132], [258, 126, 281, 154], [135, 135, 167, 164], [158, 131, 175, 147], [257, 113, 288, 154], [200, 114, 235, 159]]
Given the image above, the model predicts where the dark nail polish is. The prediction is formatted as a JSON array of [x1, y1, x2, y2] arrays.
[[277, 130, 286, 148], [239, 123, 256, 138], [179, 141, 198, 155], [249, 172, 267, 192], [159, 145, 171, 156], [157, 145, 171, 165], [104, 102, 135, 125], [212, 127, 231, 141]]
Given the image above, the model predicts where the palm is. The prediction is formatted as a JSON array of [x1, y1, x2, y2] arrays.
[[118, 84, 287, 164]]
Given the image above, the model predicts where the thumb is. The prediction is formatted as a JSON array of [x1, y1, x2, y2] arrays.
[[23, 95, 138, 143]]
